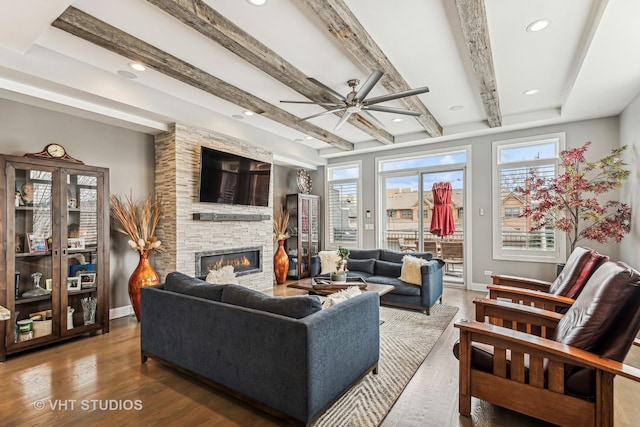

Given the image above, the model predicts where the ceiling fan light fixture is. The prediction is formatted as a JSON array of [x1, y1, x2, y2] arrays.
[[246, 0, 266, 6], [526, 19, 550, 32]]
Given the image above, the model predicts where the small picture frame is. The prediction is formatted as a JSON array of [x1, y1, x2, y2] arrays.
[[67, 276, 81, 291], [27, 233, 49, 253], [67, 237, 85, 250], [77, 272, 96, 288]]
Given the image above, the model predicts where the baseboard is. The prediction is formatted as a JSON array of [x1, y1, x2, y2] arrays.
[[110, 305, 134, 319], [470, 282, 489, 292]]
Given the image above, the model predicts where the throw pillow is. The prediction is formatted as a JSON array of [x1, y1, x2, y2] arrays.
[[322, 286, 362, 309], [206, 265, 238, 284], [318, 250, 340, 275], [399, 255, 427, 286]]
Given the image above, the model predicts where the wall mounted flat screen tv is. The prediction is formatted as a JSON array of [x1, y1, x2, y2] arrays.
[[198, 146, 271, 207]]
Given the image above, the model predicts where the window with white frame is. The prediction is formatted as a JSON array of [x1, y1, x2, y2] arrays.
[[326, 163, 360, 248], [492, 133, 565, 262]]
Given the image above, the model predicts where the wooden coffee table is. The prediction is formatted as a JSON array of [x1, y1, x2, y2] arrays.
[[288, 278, 395, 297]]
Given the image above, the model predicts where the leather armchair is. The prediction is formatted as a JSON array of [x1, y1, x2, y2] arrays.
[[454, 260, 640, 427], [489, 246, 608, 311]]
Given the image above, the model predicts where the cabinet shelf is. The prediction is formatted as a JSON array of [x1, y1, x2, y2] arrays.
[[69, 286, 97, 296], [15, 294, 53, 305], [15, 251, 52, 258]]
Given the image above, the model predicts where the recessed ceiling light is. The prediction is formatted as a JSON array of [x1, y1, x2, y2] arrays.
[[117, 70, 137, 79], [243, 110, 254, 116], [294, 138, 303, 142], [304, 136, 313, 140], [128, 62, 146, 71], [524, 89, 539, 95], [526, 19, 550, 32], [449, 105, 464, 111], [391, 118, 403, 123], [246, 0, 266, 6], [232, 114, 244, 120]]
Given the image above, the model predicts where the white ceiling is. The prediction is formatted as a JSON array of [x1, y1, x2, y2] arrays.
[[1, 0, 639, 168]]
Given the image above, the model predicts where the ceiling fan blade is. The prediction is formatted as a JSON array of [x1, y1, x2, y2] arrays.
[[363, 86, 430, 106], [364, 105, 421, 116], [280, 100, 342, 107], [355, 70, 383, 101], [357, 110, 385, 128], [307, 78, 346, 101], [300, 108, 345, 121], [334, 111, 354, 131]]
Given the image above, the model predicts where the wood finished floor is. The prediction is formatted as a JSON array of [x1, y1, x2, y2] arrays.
[[1, 286, 638, 426]]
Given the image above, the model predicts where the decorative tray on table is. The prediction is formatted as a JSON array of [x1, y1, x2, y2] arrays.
[[312, 276, 368, 290]]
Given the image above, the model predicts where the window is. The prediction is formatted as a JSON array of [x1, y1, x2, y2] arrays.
[[327, 163, 360, 248], [401, 210, 413, 219], [492, 133, 565, 262], [457, 207, 464, 218], [504, 207, 519, 218]]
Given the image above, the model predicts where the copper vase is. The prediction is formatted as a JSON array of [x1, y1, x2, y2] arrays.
[[128, 250, 160, 321], [274, 239, 289, 285]]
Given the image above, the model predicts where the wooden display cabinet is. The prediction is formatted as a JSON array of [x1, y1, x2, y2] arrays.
[[0, 154, 110, 360], [285, 193, 320, 279]]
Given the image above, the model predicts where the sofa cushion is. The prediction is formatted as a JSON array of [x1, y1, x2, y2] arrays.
[[349, 249, 381, 260], [399, 255, 428, 286], [347, 258, 376, 275], [346, 271, 373, 280], [221, 284, 322, 319], [318, 250, 340, 275], [371, 277, 421, 296], [374, 260, 402, 277], [165, 271, 225, 301], [205, 265, 238, 284]]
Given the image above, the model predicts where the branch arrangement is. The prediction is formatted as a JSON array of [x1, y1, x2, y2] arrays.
[[110, 193, 164, 253]]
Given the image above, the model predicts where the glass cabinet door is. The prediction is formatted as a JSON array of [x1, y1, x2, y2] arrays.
[[62, 173, 100, 333], [12, 167, 57, 345]]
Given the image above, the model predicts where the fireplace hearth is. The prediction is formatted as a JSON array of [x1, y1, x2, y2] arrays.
[[195, 246, 262, 277]]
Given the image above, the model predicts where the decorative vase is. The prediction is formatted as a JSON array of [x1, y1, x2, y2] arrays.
[[128, 250, 160, 321], [274, 239, 289, 285], [330, 271, 347, 284]]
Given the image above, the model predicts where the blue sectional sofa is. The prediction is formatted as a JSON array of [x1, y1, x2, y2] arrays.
[[313, 249, 444, 315], [140, 272, 380, 426]]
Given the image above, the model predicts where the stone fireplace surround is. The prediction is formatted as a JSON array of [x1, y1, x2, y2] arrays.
[[153, 123, 274, 291]]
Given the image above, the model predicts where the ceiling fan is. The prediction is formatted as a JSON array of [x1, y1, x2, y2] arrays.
[[280, 70, 429, 131]]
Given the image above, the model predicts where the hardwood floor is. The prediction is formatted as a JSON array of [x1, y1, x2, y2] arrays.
[[1, 286, 638, 426]]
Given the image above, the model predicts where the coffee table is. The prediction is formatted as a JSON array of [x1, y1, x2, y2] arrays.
[[288, 278, 395, 297]]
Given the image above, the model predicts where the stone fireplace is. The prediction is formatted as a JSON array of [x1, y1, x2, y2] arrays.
[[195, 246, 262, 277]]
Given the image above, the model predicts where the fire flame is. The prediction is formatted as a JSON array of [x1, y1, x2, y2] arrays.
[[208, 255, 251, 271]]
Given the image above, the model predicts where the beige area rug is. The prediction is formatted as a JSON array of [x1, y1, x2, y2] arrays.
[[313, 304, 459, 427]]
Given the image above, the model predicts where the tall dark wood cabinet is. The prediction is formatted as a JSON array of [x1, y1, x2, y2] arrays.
[[0, 153, 110, 360], [286, 193, 320, 279]]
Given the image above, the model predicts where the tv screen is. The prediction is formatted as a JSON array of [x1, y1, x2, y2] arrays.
[[198, 146, 271, 207]]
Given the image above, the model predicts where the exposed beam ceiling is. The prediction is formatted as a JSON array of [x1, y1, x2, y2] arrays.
[[454, 0, 502, 128], [146, 0, 394, 145], [293, 0, 443, 137], [52, 6, 354, 151]]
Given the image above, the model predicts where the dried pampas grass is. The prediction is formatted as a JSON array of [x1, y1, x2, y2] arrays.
[[110, 193, 164, 253]]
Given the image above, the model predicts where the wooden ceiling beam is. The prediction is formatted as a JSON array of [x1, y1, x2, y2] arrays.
[[454, 0, 502, 128], [52, 7, 354, 151], [294, 0, 443, 137], [146, 0, 395, 145]]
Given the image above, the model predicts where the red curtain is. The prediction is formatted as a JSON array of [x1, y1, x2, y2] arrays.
[[430, 182, 455, 237]]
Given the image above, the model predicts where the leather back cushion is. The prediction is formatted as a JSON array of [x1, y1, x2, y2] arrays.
[[221, 284, 322, 319], [549, 246, 608, 298], [553, 261, 640, 354], [165, 271, 225, 301]]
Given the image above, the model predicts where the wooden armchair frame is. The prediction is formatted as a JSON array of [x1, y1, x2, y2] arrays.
[[455, 297, 640, 426]]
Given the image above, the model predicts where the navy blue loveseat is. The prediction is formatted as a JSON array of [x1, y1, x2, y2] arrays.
[[313, 249, 444, 315], [140, 272, 380, 426]]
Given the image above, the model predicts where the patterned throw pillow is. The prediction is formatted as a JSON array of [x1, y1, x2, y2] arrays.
[[399, 255, 427, 286], [205, 265, 238, 284], [322, 286, 362, 309]]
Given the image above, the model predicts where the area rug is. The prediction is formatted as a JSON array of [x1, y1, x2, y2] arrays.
[[313, 304, 459, 427]]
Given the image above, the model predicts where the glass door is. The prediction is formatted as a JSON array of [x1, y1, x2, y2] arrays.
[[61, 172, 101, 334], [10, 166, 58, 347]]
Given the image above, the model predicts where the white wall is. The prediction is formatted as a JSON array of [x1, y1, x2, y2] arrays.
[[619, 93, 640, 269], [0, 99, 155, 310]]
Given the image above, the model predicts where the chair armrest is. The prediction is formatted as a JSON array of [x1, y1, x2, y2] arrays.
[[455, 319, 640, 382], [473, 297, 563, 338], [487, 284, 575, 311], [491, 274, 552, 292]]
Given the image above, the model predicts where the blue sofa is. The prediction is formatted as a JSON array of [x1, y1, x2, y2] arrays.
[[140, 272, 380, 426], [313, 249, 444, 315]]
